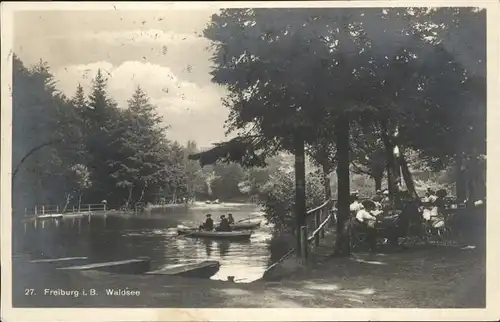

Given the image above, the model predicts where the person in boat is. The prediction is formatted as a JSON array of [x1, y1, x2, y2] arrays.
[[227, 213, 235, 225], [200, 214, 214, 231], [216, 215, 231, 232]]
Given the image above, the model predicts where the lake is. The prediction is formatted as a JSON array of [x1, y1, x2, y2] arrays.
[[14, 203, 273, 283]]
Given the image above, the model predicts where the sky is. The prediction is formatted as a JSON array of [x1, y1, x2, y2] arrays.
[[14, 10, 231, 148], [13, 8, 486, 148]]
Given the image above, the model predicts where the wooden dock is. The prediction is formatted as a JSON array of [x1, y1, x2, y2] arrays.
[[57, 257, 151, 274], [30, 257, 88, 263]]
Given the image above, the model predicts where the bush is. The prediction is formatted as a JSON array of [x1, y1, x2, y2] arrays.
[[257, 168, 325, 232]]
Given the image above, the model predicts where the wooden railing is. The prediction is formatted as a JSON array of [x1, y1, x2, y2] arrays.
[[300, 198, 333, 258], [263, 198, 333, 276], [25, 203, 107, 217]]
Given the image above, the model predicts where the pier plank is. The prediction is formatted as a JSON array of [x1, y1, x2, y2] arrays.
[[58, 258, 151, 274]]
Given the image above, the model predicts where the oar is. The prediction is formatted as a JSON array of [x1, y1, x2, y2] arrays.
[[235, 214, 265, 223], [170, 225, 210, 239]]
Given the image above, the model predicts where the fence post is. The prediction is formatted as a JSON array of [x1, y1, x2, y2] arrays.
[[24, 208, 27, 217], [88, 204, 91, 213], [72, 206, 75, 213], [300, 226, 308, 259], [56, 205, 59, 213], [315, 211, 321, 247], [34, 205, 38, 216], [42, 206, 45, 215], [321, 208, 326, 239]]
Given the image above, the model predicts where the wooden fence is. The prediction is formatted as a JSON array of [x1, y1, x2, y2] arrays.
[[25, 203, 106, 217], [263, 198, 333, 276]]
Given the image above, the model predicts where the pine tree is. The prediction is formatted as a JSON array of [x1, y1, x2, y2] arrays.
[[88, 69, 111, 111], [83, 69, 121, 204], [72, 83, 87, 109]]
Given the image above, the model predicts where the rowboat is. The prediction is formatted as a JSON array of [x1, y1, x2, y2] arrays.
[[231, 221, 261, 230], [177, 227, 252, 240], [146, 260, 220, 279]]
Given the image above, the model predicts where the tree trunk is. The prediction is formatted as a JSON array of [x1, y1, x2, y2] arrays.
[[392, 146, 402, 189], [399, 151, 420, 202], [125, 187, 133, 209], [138, 187, 145, 202], [333, 114, 351, 257], [381, 130, 396, 195], [380, 122, 401, 207], [62, 192, 71, 212], [322, 163, 332, 199], [455, 154, 467, 203], [294, 131, 307, 255], [374, 175, 382, 192], [466, 157, 476, 203], [78, 193, 83, 212]]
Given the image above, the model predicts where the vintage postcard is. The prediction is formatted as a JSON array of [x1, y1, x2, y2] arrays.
[[1, 1, 499, 321]]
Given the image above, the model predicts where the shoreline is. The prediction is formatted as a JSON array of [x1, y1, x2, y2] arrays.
[[12, 243, 484, 308]]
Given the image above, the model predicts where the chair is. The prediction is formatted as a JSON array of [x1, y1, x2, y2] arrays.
[[349, 218, 373, 251]]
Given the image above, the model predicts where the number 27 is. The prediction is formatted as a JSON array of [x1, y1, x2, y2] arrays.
[[25, 289, 35, 295]]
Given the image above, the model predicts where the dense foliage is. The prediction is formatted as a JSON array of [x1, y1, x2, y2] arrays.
[[11, 57, 273, 213], [200, 7, 485, 255]]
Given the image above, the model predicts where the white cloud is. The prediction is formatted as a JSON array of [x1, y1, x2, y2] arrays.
[[54, 60, 223, 111], [53, 60, 229, 146]]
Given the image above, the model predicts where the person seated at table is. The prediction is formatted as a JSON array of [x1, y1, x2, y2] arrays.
[[216, 215, 231, 232], [356, 208, 377, 227], [227, 213, 235, 225], [422, 189, 438, 221], [200, 214, 214, 231], [380, 190, 392, 211], [372, 190, 384, 203], [350, 191, 363, 214], [362, 199, 384, 217], [435, 189, 447, 208], [354, 208, 378, 252]]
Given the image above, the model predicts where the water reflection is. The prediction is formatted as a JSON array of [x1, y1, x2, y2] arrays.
[[217, 240, 230, 258], [203, 239, 213, 257], [16, 203, 271, 282]]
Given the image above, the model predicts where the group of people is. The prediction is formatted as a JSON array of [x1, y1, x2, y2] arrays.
[[421, 188, 449, 228], [199, 213, 235, 232], [350, 187, 451, 229], [350, 190, 391, 228]]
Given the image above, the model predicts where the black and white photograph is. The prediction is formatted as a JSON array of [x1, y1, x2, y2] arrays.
[[1, 1, 498, 321]]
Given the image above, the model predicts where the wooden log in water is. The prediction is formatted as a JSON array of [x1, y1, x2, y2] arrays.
[[57, 257, 151, 274]]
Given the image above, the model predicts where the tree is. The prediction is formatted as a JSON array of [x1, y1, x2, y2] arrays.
[[108, 86, 182, 207], [72, 83, 87, 109], [183, 140, 202, 202], [204, 8, 384, 255], [12, 56, 79, 210], [349, 129, 386, 192], [66, 164, 92, 212]]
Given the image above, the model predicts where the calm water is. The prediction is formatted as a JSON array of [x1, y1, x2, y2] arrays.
[[15, 203, 273, 283]]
